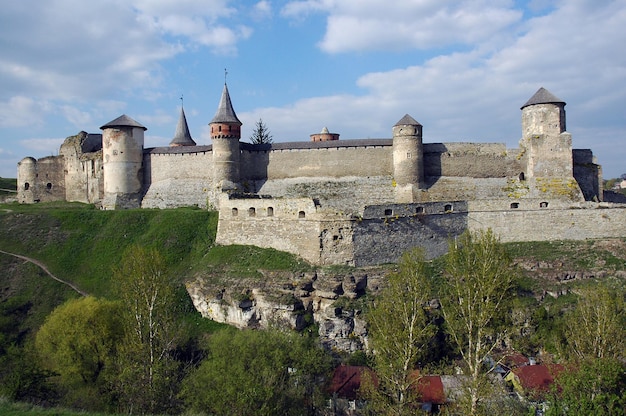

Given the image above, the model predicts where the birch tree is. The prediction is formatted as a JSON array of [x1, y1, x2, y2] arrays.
[[113, 245, 179, 414], [365, 248, 436, 415], [564, 284, 625, 361], [441, 229, 518, 416]]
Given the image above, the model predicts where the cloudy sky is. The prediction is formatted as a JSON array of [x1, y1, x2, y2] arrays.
[[1, 0, 625, 179]]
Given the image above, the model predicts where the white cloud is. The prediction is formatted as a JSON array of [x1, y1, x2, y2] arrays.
[[19, 138, 65, 154], [0, 96, 52, 128], [282, 0, 522, 53]]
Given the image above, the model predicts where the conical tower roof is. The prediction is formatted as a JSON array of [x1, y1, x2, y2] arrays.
[[394, 114, 422, 126], [169, 107, 196, 146], [100, 114, 147, 130], [521, 87, 566, 109], [210, 83, 242, 125]]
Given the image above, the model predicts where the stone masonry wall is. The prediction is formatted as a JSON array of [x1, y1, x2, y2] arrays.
[[141, 147, 215, 209], [468, 202, 626, 242]]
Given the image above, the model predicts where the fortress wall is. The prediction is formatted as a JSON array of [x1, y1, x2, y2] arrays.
[[26, 156, 66, 203], [254, 176, 396, 214], [424, 143, 521, 178], [141, 150, 215, 209], [216, 197, 332, 264], [262, 145, 393, 179], [468, 205, 626, 242], [352, 202, 468, 266]]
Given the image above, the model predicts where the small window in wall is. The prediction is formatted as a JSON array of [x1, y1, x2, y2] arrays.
[[416, 206, 424, 214], [298, 211, 306, 219], [46, 183, 52, 190], [24, 182, 30, 190], [519, 172, 525, 181], [407, 152, 412, 159], [218, 125, 222, 132], [231, 208, 238, 216], [540, 201, 549, 208], [267, 207, 274, 217], [384, 209, 393, 216], [510, 202, 519, 209], [444, 204, 453, 212], [248, 207, 256, 217]]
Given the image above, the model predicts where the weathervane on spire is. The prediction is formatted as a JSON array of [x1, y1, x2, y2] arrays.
[[180, 94, 184, 108], [224, 68, 228, 84]]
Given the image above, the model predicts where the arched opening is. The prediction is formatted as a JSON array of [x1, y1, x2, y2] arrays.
[[416, 206, 424, 214], [46, 183, 52, 190], [267, 207, 274, 217], [519, 172, 525, 181], [231, 208, 238, 216], [510, 202, 519, 209], [24, 182, 30, 190], [248, 207, 256, 217], [444, 204, 453, 212], [540, 201, 549, 208], [384, 208, 393, 216], [298, 211, 305, 219]]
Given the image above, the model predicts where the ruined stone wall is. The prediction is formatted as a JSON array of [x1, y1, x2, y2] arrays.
[[352, 202, 468, 266], [17, 156, 66, 203], [141, 146, 215, 209]]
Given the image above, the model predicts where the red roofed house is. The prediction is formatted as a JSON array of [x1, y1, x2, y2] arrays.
[[505, 364, 565, 400]]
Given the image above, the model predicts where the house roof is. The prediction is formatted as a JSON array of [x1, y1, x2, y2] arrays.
[[415, 375, 446, 404], [210, 83, 242, 125], [100, 114, 147, 131], [328, 365, 377, 400], [511, 364, 565, 396], [502, 352, 530, 368], [170, 107, 196, 146], [521, 87, 566, 109]]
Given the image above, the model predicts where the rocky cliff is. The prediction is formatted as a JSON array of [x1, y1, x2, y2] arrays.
[[186, 267, 389, 352]]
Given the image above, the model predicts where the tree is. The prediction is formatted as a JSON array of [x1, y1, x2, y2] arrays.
[[563, 284, 625, 361], [363, 248, 436, 415], [440, 229, 518, 416], [35, 296, 124, 409], [112, 245, 180, 414], [545, 357, 626, 416], [181, 328, 331, 416], [250, 118, 273, 144]]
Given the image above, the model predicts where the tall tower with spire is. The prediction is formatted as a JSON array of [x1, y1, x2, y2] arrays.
[[210, 82, 242, 189], [169, 105, 196, 147]]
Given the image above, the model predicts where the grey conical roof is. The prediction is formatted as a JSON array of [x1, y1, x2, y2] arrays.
[[169, 107, 196, 146], [521, 87, 566, 109], [210, 83, 242, 125], [100, 114, 147, 130], [394, 114, 422, 126]]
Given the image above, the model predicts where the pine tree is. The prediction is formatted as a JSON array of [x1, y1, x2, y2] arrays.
[[250, 118, 273, 144]]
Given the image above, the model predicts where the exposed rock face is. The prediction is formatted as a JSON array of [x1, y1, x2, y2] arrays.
[[186, 268, 388, 352]]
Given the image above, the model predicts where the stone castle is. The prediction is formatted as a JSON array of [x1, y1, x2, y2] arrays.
[[17, 86, 626, 265]]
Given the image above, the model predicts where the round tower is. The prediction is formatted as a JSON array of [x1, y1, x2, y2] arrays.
[[520, 88, 574, 180], [100, 114, 146, 209], [210, 83, 242, 188], [310, 127, 339, 142], [392, 114, 424, 200], [17, 157, 37, 203], [521, 87, 566, 139]]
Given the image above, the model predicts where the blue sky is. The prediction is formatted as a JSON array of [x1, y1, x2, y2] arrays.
[[1, 0, 625, 179]]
